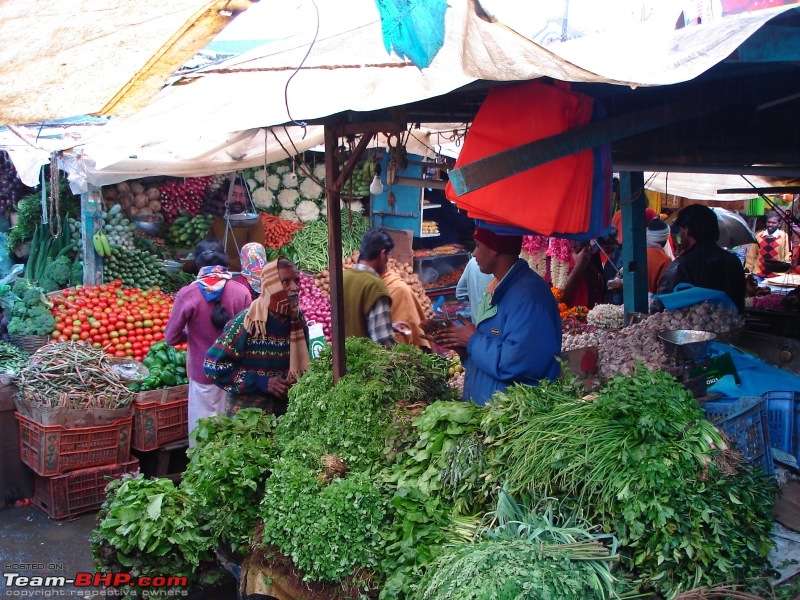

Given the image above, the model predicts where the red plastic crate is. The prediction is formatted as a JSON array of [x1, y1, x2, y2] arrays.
[[33, 457, 139, 520], [15, 412, 132, 476], [131, 394, 188, 452]]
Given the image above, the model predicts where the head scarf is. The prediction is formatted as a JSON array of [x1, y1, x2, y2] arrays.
[[195, 265, 232, 302], [239, 243, 267, 294], [243, 258, 310, 379]]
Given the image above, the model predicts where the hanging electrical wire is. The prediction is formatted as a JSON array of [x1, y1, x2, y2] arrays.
[[283, 0, 320, 137]]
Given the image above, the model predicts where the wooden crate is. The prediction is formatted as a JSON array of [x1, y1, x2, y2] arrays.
[[131, 385, 189, 452]]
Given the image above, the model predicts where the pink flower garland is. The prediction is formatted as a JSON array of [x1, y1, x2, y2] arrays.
[[522, 235, 548, 278], [547, 238, 572, 290]]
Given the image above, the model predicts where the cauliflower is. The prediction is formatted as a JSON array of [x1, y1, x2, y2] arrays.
[[266, 174, 281, 191], [341, 199, 364, 214], [313, 164, 326, 181], [299, 177, 323, 200], [253, 168, 266, 183], [246, 178, 259, 192], [279, 209, 299, 222], [252, 187, 274, 209], [276, 165, 290, 174], [277, 188, 299, 209], [295, 200, 321, 223], [282, 172, 299, 188]]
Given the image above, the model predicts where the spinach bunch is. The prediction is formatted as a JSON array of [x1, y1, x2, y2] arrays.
[[384, 400, 489, 516], [379, 486, 450, 600], [181, 408, 279, 553], [90, 475, 217, 595]]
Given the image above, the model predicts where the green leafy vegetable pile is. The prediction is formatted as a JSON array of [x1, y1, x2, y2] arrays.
[[383, 400, 488, 516], [259, 459, 386, 584], [180, 408, 279, 554], [482, 366, 778, 598], [276, 337, 455, 474], [254, 338, 456, 591], [90, 475, 219, 597], [414, 490, 621, 600]]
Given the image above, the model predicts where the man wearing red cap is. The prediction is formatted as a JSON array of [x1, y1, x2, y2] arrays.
[[425, 227, 562, 405]]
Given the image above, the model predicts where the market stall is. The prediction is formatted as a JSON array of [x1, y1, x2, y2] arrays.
[[4, 143, 800, 597]]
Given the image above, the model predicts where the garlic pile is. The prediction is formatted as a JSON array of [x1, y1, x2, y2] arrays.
[[586, 304, 625, 329], [562, 302, 744, 379]]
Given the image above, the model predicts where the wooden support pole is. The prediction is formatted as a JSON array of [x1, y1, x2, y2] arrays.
[[619, 171, 649, 317], [323, 116, 405, 382], [324, 126, 347, 382]]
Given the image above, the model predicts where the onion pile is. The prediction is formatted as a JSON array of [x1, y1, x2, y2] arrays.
[[562, 318, 597, 335], [158, 177, 211, 223], [562, 301, 745, 379], [747, 294, 785, 311], [201, 174, 230, 218], [306, 253, 433, 338], [299, 271, 331, 341]]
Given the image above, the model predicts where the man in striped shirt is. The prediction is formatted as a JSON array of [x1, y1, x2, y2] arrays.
[[342, 228, 396, 348]]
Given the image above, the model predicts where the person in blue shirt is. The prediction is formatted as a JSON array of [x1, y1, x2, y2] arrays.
[[456, 256, 494, 323], [425, 227, 562, 406]]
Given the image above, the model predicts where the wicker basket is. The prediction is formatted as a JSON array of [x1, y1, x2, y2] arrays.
[[8, 334, 50, 354]]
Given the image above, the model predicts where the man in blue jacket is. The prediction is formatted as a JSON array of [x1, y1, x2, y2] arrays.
[[426, 227, 562, 405]]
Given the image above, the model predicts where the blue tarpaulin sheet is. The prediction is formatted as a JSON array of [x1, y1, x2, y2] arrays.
[[708, 342, 800, 398]]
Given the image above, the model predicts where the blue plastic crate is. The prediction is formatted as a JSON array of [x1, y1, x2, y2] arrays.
[[702, 396, 774, 476], [762, 391, 800, 460]]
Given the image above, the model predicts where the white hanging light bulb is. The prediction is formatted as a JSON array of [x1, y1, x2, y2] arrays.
[[370, 174, 384, 195], [285, 155, 298, 186]]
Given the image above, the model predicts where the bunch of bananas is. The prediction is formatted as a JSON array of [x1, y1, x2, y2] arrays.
[[92, 231, 112, 257], [343, 159, 373, 197], [362, 158, 375, 180]]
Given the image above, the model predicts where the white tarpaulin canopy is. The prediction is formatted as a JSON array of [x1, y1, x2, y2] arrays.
[[0, 0, 256, 126], [645, 172, 790, 202], [1, 0, 798, 193]]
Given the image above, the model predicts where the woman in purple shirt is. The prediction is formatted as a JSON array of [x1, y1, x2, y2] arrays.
[[164, 239, 252, 444]]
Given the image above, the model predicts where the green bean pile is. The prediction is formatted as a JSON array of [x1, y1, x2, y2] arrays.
[[287, 214, 370, 273], [16, 341, 135, 409], [0, 340, 31, 375]]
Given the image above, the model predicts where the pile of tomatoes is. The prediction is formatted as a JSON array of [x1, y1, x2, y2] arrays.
[[49, 280, 183, 362]]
